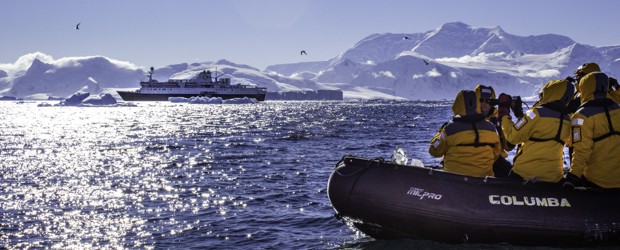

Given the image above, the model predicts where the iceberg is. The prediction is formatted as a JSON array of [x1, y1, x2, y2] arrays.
[[58, 92, 118, 106], [168, 96, 258, 104]]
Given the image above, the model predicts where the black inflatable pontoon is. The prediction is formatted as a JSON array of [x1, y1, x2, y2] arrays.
[[327, 155, 620, 246]]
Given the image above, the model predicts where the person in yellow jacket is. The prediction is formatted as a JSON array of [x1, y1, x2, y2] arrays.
[[475, 85, 515, 177], [430, 90, 502, 177], [566, 63, 620, 171], [568, 71, 620, 188], [498, 79, 574, 182]]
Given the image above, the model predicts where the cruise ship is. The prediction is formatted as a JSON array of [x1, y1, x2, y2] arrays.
[[117, 67, 267, 101]]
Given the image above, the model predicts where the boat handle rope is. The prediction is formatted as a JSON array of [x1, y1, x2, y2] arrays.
[[334, 156, 385, 213], [333, 155, 384, 177]]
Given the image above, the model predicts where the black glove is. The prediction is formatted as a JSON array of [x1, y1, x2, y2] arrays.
[[562, 172, 584, 189], [567, 94, 581, 114], [497, 93, 512, 118], [561, 180, 575, 189], [610, 77, 619, 91], [511, 96, 524, 118], [435, 122, 448, 133], [489, 116, 499, 126]]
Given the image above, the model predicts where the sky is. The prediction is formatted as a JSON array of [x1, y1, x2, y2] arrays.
[[2, 0, 620, 71]]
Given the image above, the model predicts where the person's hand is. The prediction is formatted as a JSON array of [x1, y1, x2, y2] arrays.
[[511, 96, 524, 118], [567, 94, 581, 114], [561, 180, 575, 189], [437, 122, 448, 132], [497, 93, 512, 118], [610, 77, 619, 91], [562, 172, 583, 189], [498, 93, 512, 108]]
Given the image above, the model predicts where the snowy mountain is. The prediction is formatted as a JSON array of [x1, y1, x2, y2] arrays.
[[267, 22, 620, 100], [0, 70, 9, 91], [347, 53, 538, 100], [265, 61, 329, 78], [2, 22, 619, 101], [0, 52, 143, 98], [410, 22, 577, 58]]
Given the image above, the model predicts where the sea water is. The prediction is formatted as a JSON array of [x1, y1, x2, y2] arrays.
[[0, 100, 585, 249]]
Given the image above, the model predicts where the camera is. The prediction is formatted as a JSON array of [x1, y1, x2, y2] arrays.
[[487, 96, 521, 107]]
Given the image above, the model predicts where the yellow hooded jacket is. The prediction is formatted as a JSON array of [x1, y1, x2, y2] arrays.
[[430, 90, 501, 177], [570, 72, 620, 188], [501, 80, 573, 182]]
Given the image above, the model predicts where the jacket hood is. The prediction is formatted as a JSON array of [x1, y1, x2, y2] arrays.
[[475, 84, 496, 101], [574, 62, 601, 77], [539, 79, 574, 106], [578, 72, 609, 103], [452, 90, 481, 116]]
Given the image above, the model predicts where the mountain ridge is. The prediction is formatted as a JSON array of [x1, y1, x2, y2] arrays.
[[268, 22, 618, 99], [1, 22, 618, 100]]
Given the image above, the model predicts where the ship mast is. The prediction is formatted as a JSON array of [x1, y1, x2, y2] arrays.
[[214, 67, 218, 82], [148, 66, 154, 82]]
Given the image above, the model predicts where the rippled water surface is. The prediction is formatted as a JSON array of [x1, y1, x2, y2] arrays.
[[0, 100, 534, 249]]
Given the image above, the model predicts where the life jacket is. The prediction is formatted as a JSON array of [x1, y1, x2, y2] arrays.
[[528, 101, 569, 145], [450, 114, 497, 148], [580, 99, 620, 142], [449, 90, 497, 148]]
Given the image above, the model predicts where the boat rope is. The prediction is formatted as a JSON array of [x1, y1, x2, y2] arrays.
[[335, 157, 385, 212], [333, 156, 384, 177]]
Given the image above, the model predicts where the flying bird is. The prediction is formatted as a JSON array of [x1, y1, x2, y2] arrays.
[[423, 59, 429, 65], [75, 23, 81, 30], [300, 50, 307, 55], [403, 36, 410, 40]]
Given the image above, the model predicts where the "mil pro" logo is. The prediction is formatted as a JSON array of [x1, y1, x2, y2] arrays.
[[406, 187, 442, 200]]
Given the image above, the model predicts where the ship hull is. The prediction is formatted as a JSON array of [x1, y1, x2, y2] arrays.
[[117, 91, 266, 102]]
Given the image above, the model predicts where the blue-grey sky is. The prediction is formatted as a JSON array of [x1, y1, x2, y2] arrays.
[[2, 0, 619, 70]]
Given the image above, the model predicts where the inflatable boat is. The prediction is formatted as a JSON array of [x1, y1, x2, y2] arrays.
[[327, 155, 620, 246]]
